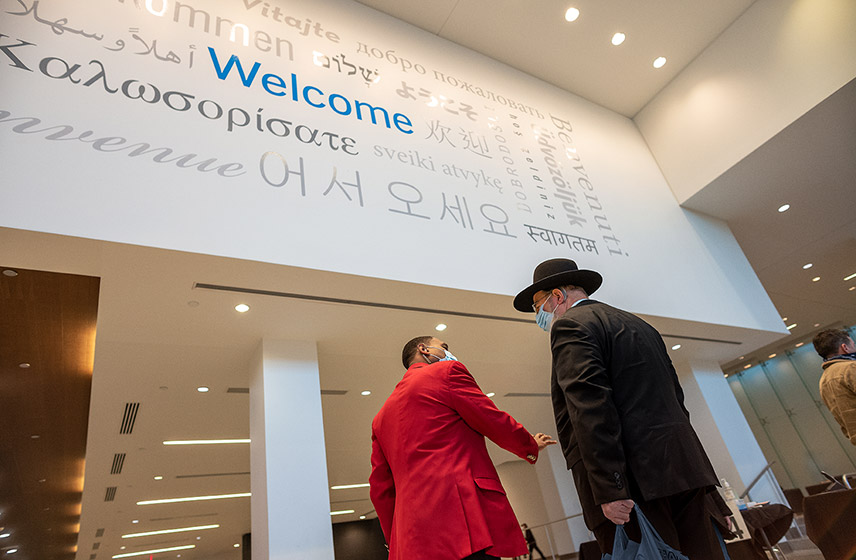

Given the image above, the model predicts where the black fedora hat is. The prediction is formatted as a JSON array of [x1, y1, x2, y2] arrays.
[[513, 258, 602, 312]]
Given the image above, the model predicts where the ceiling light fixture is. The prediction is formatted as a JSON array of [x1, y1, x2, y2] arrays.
[[611, 32, 625, 45], [330, 483, 369, 490], [743, 364, 752, 369], [137, 492, 251, 506], [0, 534, 10, 538], [234, 544, 240, 548], [18, 363, 30, 369], [844, 272, 856, 282], [802, 263, 812, 270], [486, 392, 496, 398], [777, 204, 790, 213], [131, 520, 139, 524], [196, 387, 209, 393], [2, 269, 18, 276], [330, 510, 355, 516], [359, 515, 366, 520], [768, 354, 777, 359], [812, 277, 820, 282], [5, 549, 17, 555], [786, 324, 797, 330], [653, 57, 666, 69], [154, 476, 163, 481], [360, 390, 371, 396], [163, 439, 250, 445], [564, 7, 580, 22], [111, 545, 195, 558], [850, 286, 855, 291], [122, 524, 220, 539], [671, 344, 681, 350], [795, 342, 804, 348], [435, 323, 447, 332], [235, 304, 250, 313]]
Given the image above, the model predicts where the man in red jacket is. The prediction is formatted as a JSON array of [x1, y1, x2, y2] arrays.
[[370, 336, 556, 560]]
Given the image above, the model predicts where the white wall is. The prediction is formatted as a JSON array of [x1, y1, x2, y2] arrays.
[[0, 0, 783, 334], [635, 0, 856, 202]]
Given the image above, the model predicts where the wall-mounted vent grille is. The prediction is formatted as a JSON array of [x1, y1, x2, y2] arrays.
[[226, 387, 249, 394], [504, 392, 551, 398], [92, 542, 100, 550], [120, 402, 140, 434], [104, 487, 117, 502], [321, 389, 347, 395], [95, 528, 105, 538], [110, 453, 126, 474]]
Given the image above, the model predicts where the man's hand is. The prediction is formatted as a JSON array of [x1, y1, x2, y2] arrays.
[[534, 433, 557, 451], [601, 499, 634, 524]]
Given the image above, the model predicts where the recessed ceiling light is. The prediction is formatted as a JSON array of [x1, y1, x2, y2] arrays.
[[778, 204, 790, 213], [782, 317, 788, 322], [739, 356, 745, 360], [111, 545, 195, 558], [435, 323, 447, 332], [163, 439, 250, 445], [359, 515, 366, 520], [486, 392, 496, 398], [850, 286, 855, 291], [768, 354, 777, 359], [653, 57, 666, 69], [30, 435, 39, 439], [197, 386, 209, 393], [235, 304, 250, 313], [360, 390, 371, 396], [611, 32, 626, 45], [120, 546, 126, 550], [154, 476, 163, 481], [233, 544, 240, 548], [5, 549, 17, 555], [132, 520, 139, 524], [196, 537, 201, 540], [330, 483, 370, 490], [330, 510, 355, 516], [844, 272, 856, 282], [743, 364, 752, 369], [0, 533, 10, 538], [18, 363, 30, 369], [802, 263, 812, 270], [2, 269, 18, 277], [122, 524, 219, 539], [564, 7, 580, 22], [786, 324, 797, 330], [795, 342, 804, 348], [814, 323, 820, 327], [812, 276, 820, 282], [671, 344, 681, 350], [137, 492, 251, 505]]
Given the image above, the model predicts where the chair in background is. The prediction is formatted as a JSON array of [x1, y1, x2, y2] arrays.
[[803, 488, 856, 560], [805, 481, 834, 495]]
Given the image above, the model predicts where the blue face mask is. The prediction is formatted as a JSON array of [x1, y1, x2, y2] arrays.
[[535, 302, 554, 332], [426, 347, 458, 363], [535, 289, 564, 332]]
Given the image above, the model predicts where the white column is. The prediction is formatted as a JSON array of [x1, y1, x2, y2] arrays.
[[676, 360, 780, 503], [250, 339, 334, 560]]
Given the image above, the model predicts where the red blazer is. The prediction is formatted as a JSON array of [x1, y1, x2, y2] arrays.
[[370, 360, 539, 560]]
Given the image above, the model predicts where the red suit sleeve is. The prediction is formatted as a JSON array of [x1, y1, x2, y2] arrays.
[[447, 361, 539, 463], [369, 427, 395, 543]]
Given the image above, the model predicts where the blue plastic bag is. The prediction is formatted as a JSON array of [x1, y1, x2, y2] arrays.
[[602, 506, 689, 560]]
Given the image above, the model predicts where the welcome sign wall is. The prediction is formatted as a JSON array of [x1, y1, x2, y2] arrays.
[[0, 0, 779, 328]]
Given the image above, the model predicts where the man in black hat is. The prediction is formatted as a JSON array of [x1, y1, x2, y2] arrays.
[[514, 258, 723, 559]]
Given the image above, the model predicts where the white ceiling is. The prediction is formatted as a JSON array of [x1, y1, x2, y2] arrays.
[[353, 0, 757, 117], [1, 0, 854, 559]]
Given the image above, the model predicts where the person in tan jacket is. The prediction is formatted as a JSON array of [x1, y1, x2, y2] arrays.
[[812, 329, 856, 445]]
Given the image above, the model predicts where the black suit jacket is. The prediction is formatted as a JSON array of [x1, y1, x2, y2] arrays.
[[550, 299, 716, 505]]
